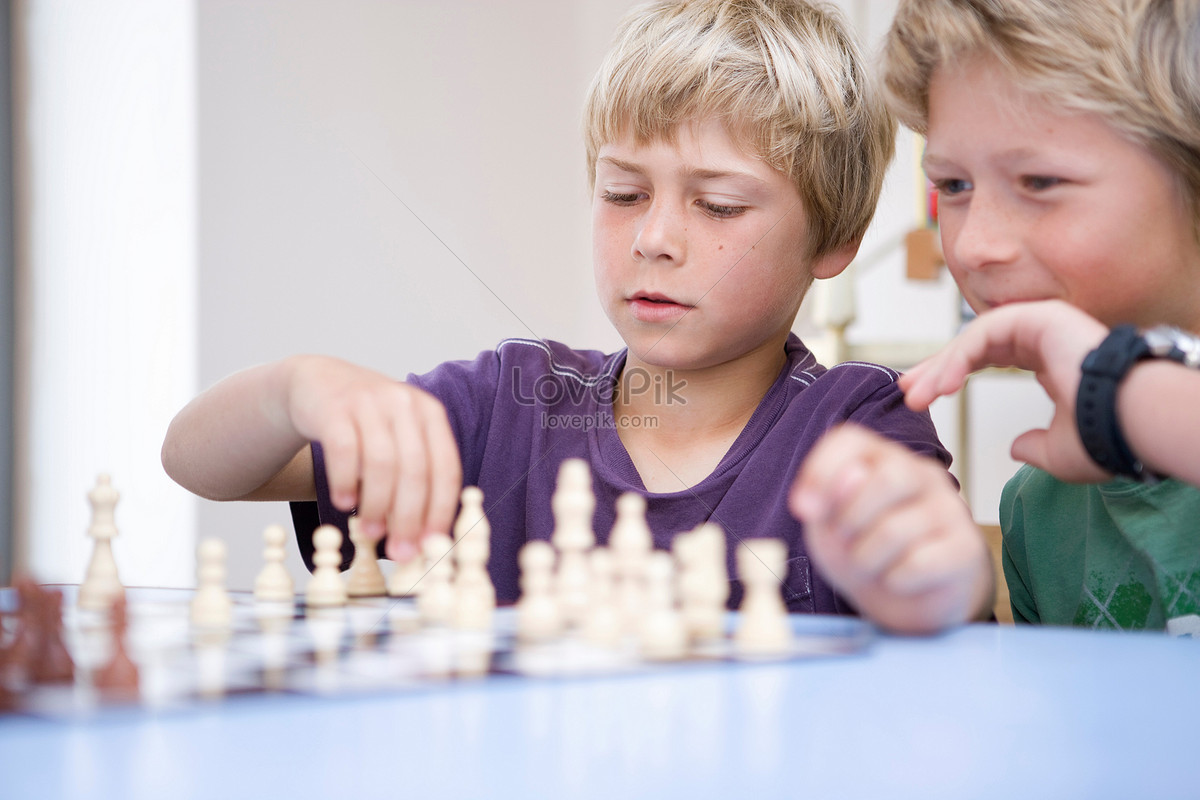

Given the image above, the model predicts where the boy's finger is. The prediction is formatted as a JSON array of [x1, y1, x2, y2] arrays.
[[847, 504, 932, 579], [351, 401, 397, 532], [881, 532, 975, 595], [320, 417, 362, 511], [422, 400, 463, 539], [387, 403, 433, 547]]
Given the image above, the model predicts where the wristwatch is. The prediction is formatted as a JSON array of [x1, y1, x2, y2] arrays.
[[1076, 324, 1200, 482]]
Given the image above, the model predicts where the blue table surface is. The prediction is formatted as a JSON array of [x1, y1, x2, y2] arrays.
[[2, 604, 1199, 800]]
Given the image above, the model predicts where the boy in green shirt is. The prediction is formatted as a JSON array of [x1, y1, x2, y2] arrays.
[[878, 0, 1200, 630]]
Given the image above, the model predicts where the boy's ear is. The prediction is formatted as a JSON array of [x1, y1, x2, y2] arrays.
[[810, 239, 861, 281]]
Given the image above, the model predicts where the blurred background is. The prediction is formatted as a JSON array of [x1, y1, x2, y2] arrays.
[[2, 0, 1050, 591]]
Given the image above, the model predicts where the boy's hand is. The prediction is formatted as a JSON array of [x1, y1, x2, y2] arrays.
[[283, 355, 463, 563], [790, 425, 993, 634], [899, 300, 1110, 483]]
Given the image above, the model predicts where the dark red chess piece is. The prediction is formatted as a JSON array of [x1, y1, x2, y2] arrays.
[[94, 594, 139, 696], [2, 578, 43, 687], [32, 588, 75, 684]]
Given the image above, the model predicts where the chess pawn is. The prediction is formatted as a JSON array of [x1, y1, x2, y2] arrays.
[[677, 522, 730, 642], [516, 540, 561, 642], [191, 538, 233, 629], [610, 492, 652, 637], [640, 551, 687, 661], [582, 548, 621, 649], [346, 517, 387, 597], [417, 532, 455, 626], [254, 524, 296, 603], [306, 525, 349, 607], [552, 459, 595, 629], [94, 594, 139, 695], [453, 487, 496, 631], [78, 474, 125, 611], [388, 553, 425, 599], [734, 538, 793, 656]]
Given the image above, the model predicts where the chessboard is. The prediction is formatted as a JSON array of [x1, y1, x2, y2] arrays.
[[3, 459, 878, 720], [0, 585, 873, 720]]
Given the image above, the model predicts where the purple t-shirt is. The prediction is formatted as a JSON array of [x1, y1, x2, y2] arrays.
[[294, 334, 950, 615]]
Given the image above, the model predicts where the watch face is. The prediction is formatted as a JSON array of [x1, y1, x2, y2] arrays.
[[1143, 325, 1200, 368]]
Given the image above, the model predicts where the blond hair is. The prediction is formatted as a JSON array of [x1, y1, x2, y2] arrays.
[[881, 0, 1200, 228], [583, 0, 896, 259]]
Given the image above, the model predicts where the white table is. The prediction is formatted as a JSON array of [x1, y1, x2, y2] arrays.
[[2, 602, 1197, 799]]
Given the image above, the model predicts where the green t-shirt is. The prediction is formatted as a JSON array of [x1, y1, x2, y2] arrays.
[[1000, 465, 1200, 630]]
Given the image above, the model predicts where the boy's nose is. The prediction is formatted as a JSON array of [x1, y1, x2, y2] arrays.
[[632, 200, 686, 264], [948, 196, 1019, 272]]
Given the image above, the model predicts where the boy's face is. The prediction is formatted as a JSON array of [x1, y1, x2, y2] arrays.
[[592, 119, 848, 371], [924, 56, 1200, 331]]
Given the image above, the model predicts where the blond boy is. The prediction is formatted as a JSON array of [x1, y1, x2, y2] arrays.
[[874, 0, 1200, 630], [164, 0, 992, 634]]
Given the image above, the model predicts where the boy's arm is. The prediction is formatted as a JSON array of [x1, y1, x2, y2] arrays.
[[161, 354, 462, 561], [789, 424, 994, 635], [900, 300, 1200, 487]]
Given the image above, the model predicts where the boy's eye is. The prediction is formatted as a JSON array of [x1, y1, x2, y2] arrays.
[[699, 200, 747, 219], [932, 178, 971, 196], [601, 190, 643, 205], [1021, 175, 1062, 191]]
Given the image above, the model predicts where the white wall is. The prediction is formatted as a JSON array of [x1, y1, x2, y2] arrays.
[[15, 0, 197, 587], [16, 0, 1048, 590]]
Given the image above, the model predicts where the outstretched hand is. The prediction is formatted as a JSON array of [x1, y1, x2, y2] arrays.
[[284, 355, 463, 563], [899, 300, 1111, 483], [790, 424, 993, 634]]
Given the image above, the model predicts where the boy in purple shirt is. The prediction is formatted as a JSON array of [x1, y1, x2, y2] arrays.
[[162, 0, 993, 634]]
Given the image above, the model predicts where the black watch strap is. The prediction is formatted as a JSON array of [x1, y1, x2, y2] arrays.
[[1076, 324, 1154, 481]]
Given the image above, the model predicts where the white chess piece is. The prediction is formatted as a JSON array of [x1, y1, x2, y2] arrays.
[[610, 492, 652, 637], [388, 550, 425, 598], [552, 459, 595, 629], [677, 522, 729, 642], [516, 540, 561, 642], [254, 523, 296, 603], [78, 474, 125, 611], [583, 548, 621, 648], [417, 532, 455, 626], [453, 487, 496, 630], [734, 537, 793, 656], [191, 538, 233, 628], [306, 524, 349, 607], [346, 516, 387, 597], [640, 551, 687, 660]]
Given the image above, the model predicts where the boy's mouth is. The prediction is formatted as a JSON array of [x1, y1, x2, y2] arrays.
[[628, 292, 692, 322], [631, 291, 689, 306]]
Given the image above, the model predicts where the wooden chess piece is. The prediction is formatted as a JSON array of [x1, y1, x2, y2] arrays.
[[453, 487, 495, 631], [306, 525, 349, 607], [734, 538, 793, 656], [346, 517, 387, 597], [516, 540, 561, 642], [191, 538, 233, 628], [254, 523, 296, 603], [552, 459, 595, 629], [94, 594, 139, 695], [32, 587, 75, 684], [417, 532, 455, 627], [78, 474, 125, 611]]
